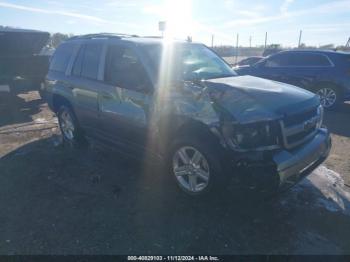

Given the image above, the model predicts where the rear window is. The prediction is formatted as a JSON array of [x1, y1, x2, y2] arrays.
[[49, 43, 75, 73]]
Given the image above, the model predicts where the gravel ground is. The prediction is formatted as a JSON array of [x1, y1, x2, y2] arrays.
[[0, 90, 350, 255]]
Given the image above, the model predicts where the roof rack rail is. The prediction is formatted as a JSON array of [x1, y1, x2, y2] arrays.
[[67, 33, 139, 41], [143, 36, 163, 39]]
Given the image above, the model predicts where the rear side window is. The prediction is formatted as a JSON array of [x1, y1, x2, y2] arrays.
[[265, 53, 332, 67], [288, 53, 332, 67], [72, 45, 85, 76], [49, 43, 75, 73], [338, 54, 350, 66], [81, 43, 103, 80]]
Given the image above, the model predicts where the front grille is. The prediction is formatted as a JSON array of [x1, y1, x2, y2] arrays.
[[286, 126, 316, 144], [280, 106, 320, 149], [283, 107, 318, 127]]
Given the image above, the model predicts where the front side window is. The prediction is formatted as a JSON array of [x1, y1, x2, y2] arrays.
[[142, 43, 236, 81], [104, 45, 150, 91], [49, 43, 75, 73], [264, 54, 290, 67]]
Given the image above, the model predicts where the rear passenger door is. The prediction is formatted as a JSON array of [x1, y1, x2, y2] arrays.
[[98, 44, 153, 152], [255, 52, 332, 89], [69, 40, 105, 135], [283, 53, 333, 89], [46, 42, 78, 106]]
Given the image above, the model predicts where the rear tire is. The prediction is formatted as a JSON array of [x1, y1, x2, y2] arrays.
[[57, 105, 87, 148], [315, 85, 342, 110], [168, 135, 228, 196], [37, 82, 45, 100]]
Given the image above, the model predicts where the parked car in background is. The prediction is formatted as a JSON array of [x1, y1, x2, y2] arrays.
[[262, 47, 283, 57], [234, 56, 263, 67], [0, 28, 50, 96], [44, 34, 331, 196], [236, 50, 350, 109]]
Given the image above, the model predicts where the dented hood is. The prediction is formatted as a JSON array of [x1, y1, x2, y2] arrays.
[[204, 75, 319, 123]]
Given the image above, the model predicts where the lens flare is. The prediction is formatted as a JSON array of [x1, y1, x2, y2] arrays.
[[161, 0, 194, 40]]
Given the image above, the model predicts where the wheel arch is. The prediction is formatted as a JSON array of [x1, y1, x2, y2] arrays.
[[156, 114, 222, 153], [310, 81, 343, 94], [311, 81, 344, 109], [52, 94, 74, 113]]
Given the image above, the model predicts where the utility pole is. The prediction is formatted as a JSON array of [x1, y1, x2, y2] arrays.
[[159, 21, 166, 38], [264, 32, 268, 49], [298, 30, 303, 48], [235, 33, 239, 64], [211, 34, 214, 48], [345, 37, 350, 48], [249, 36, 252, 48]]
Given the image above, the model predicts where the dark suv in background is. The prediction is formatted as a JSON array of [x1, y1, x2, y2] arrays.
[[44, 34, 331, 196], [236, 50, 350, 109]]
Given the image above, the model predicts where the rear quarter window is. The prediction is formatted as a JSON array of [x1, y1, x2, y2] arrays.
[[335, 54, 350, 67], [49, 43, 75, 73]]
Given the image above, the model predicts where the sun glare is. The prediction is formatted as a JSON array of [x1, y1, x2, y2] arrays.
[[140, 1, 195, 180], [161, 0, 194, 39]]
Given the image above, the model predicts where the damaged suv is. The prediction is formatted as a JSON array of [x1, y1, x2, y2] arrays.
[[44, 34, 331, 196]]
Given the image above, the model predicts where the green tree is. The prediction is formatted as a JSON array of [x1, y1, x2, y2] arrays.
[[50, 33, 73, 48]]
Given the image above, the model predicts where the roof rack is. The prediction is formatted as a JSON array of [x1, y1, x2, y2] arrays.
[[67, 33, 139, 41], [142, 36, 163, 39]]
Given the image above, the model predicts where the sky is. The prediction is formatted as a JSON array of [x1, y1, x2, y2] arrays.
[[0, 0, 349, 47]]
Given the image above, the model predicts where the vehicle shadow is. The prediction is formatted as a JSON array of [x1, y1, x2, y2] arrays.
[[0, 136, 349, 254], [0, 91, 44, 127], [323, 102, 350, 138]]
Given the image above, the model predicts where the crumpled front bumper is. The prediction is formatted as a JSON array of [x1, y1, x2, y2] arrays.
[[273, 128, 331, 188], [228, 127, 331, 191]]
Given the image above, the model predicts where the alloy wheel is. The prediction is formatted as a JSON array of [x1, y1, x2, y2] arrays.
[[59, 109, 75, 141], [172, 146, 210, 193], [317, 87, 337, 108]]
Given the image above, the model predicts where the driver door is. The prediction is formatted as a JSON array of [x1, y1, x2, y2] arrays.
[[98, 44, 153, 153]]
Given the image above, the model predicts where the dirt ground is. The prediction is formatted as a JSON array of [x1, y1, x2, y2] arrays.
[[0, 90, 350, 255]]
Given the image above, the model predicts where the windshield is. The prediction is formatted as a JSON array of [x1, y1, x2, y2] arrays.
[[142, 43, 237, 81]]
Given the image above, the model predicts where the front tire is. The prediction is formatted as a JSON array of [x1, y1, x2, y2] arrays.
[[168, 135, 227, 196]]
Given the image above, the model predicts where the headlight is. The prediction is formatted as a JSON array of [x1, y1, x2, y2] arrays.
[[316, 105, 324, 128], [222, 121, 280, 151]]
